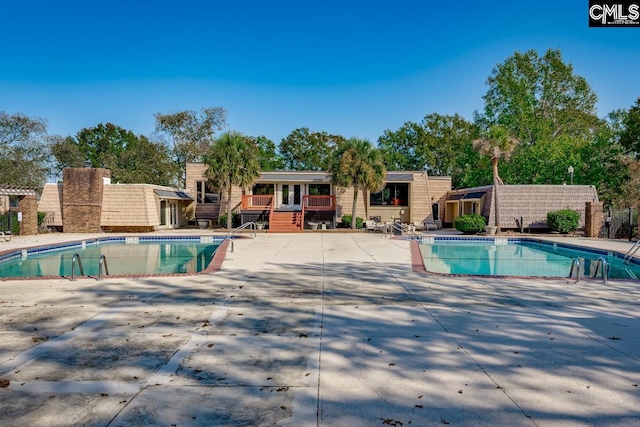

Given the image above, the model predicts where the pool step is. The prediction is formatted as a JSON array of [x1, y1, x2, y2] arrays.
[[268, 211, 302, 233]]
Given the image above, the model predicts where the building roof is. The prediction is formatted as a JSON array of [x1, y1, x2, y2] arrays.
[[258, 171, 332, 182], [386, 173, 414, 182], [154, 189, 194, 201]]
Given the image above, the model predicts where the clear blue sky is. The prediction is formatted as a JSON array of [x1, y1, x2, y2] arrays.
[[1, 1, 639, 144]]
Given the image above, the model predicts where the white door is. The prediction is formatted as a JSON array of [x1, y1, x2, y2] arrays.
[[279, 183, 303, 210], [170, 202, 179, 228]]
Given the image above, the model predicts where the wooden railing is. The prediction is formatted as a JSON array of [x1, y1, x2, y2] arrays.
[[241, 195, 273, 211], [302, 195, 336, 211]]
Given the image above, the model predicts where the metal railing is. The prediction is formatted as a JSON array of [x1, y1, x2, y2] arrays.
[[569, 257, 581, 282], [224, 221, 258, 252], [623, 240, 640, 265], [593, 257, 608, 283], [71, 253, 84, 281], [98, 254, 109, 281], [383, 222, 404, 238]]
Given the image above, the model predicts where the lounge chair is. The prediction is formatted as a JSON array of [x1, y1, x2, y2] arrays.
[[416, 220, 440, 231], [1, 231, 12, 241]]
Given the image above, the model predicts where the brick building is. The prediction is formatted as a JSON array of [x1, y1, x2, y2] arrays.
[[38, 167, 194, 232], [186, 162, 451, 231]]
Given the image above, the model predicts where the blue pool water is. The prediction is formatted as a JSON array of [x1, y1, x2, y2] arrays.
[[0, 237, 221, 278], [420, 238, 640, 279]]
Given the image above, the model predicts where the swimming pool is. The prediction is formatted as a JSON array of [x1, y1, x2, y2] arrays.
[[0, 236, 226, 279], [418, 237, 640, 279]]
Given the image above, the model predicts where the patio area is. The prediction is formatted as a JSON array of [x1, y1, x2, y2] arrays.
[[0, 232, 639, 426]]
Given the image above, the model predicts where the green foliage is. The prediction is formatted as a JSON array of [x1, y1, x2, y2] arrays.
[[0, 213, 20, 234], [0, 111, 50, 187], [454, 214, 487, 234], [341, 214, 363, 229], [620, 97, 640, 158], [37, 211, 46, 226], [279, 128, 344, 170], [378, 113, 479, 188], [251, 135, 285, 171], [155, 107, 227, 186], [218, 213, 240, 228], [51, 123, 177, 186], [204, 132, 261, 230], [547, 209, 580, 233], [479, 48, 598, 146], [331, 137, 386, 229]]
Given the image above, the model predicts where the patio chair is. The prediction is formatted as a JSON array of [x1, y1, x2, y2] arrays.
[[1, 231, 11, 242], [421, 220, 439, 231]]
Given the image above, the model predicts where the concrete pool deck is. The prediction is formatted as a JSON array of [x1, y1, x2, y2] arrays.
[[0, 232, 639, 426]]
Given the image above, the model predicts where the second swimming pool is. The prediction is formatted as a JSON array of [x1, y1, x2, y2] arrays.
[[419, 238, 640, 279], [0, 236, 224, 279]]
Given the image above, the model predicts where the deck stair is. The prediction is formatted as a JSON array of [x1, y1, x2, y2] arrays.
[[269, 211, 302, 233]]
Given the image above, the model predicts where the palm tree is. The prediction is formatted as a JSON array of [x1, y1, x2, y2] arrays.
[[203, 132, 261, 230], [472, 125, 520, 232], [331, 138, 387, 230]]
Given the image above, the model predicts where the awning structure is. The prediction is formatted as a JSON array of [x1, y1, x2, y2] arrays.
[[0, 185, 38, 197], [154, 189, 194, 201]]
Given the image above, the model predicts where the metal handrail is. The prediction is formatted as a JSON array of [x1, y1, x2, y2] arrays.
[[383, 222, 404, 238], [98, 254, 109, 281], [623, 240, 640, 265], [228, 221, 256, 238], [569, 257, 581, 281], [71, 253, 84, 281], [593, 257, 608, 283], [223, 221, 257, 253]]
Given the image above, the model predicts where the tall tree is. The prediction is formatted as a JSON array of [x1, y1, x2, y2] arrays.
[[251, 135, 285, 171], [203, 132, 261, 230], [472, 125, 520, 232], [475, 48, 600, 190], [50, 123, 176, 186], [620, 97, 640, 158], [155, 107, 227, 187], [279, 127, 344, 170], [331, 138, 387, 229], [378, 113, 479, 188], [479, 48, 598, 146], [0, 111, 50, 187]]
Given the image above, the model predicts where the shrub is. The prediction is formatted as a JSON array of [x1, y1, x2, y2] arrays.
[[218, 213, 240, 228], [547, 209, 580, 233], [38, 211, 47, 226], [341, 214, 364, 229], [0, 212, 20, 234], [454, 214, 486, 234]]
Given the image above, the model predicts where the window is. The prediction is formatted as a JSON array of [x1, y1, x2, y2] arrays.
[[252, 183, 275, 195], [370, 183, 409, 207], [308, 184, 331, 196], [196, 181, 219, 203], [160, 200, 167, 225]]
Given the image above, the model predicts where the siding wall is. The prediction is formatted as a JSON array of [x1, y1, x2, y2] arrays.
[[38, 184, 64, 226], [496, 185, 598, 229]]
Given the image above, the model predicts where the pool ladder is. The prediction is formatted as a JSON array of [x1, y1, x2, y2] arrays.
[[569, 257, 609, 283], [98, 254, 109, 281], [71, 253, 84, 281], [71, 253, 109, 281], [623, 240, 640, 265]]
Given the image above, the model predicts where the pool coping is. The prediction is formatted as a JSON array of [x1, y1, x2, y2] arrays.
[[410, 236, 640, 280], [0, 235, 236, 281]]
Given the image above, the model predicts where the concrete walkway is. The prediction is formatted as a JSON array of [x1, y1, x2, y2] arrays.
[[0, 233, 639, 426]]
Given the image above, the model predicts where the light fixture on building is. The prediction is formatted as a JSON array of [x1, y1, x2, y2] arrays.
[[568, 165, 574, 185]]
